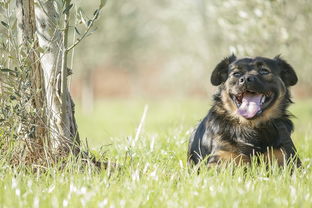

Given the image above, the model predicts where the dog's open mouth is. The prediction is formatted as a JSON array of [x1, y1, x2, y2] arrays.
[[231, 91, 274, 119]]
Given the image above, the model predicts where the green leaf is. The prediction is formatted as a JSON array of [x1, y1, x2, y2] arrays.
[[1, 21, 9, 28], [93, 10, 100, 20], [74, 27, 81, 35], [79, 10, 88, 27], [10, 95, 16, 100], [0, 68, 18, 76], [93, 9, 99, 16], [63, 3, 73, 14], [0, 68, 14, 73], [87, 20, 92, 26]]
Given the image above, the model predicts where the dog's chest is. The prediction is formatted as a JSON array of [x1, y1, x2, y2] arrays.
[[233, 126, 280, 153]]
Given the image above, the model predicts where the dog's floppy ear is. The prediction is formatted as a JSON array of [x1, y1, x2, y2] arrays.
[[210, 54, 236, 86], [274, 55, 298, 86]]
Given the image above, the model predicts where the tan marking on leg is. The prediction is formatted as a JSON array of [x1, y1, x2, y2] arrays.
[[213, 150, 250, 166], [263, 148, 286, 166]]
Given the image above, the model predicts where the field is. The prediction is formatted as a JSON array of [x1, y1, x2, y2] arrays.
[[1, 98, 312, 208]]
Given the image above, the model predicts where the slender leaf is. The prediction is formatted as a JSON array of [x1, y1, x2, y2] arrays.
[[87, 20, 92, 27], [79, 10, 88, 27], [0, 68, 18, 76], [0, 68, 14, 73], [93, 10, 100, 20], [74, 27, 81, 35], [93, 9, 99, 16], [63, 3, 73, 14], [1, 21, 9, 28]]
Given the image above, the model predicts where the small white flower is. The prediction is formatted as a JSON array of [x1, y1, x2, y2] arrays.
[[239, 11, 248, 18], [27, 180, 32, 189], [179, 160, 184, 169], [120, 200, 126, 207], [12, 178, 17, 189], [47, 185, 55, 193], [79, 187, 87, 195], [33, 196, 40, 208], [63, 199, 69, 207], [254, 8, 263, 17], [15, 189, 21, 197], [98, 199, 108, 208]]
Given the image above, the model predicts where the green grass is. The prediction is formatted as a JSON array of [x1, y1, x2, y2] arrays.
[[1, 99, 312, 208]]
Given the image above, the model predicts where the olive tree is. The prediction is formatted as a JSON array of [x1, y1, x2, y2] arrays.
[[0, 0, 105, 164]]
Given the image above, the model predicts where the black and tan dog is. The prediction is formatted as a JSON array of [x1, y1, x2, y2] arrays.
[[188, 55, 301, 168]]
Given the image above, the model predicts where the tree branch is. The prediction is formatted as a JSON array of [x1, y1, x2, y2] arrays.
[[66, 9, 100, 52], [60, 0, 71, 138]]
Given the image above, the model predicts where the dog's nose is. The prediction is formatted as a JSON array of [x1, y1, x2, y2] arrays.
[[246, 75, 255, 82], [239, 77, 245, 84], [239, 75, 255, 85]]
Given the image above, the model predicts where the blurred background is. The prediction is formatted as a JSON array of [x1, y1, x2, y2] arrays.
[[70, 0, 312, 146], [72, 0, 312, 102]]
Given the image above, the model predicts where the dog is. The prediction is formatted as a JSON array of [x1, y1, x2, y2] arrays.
[[188, 55, 301, 168]]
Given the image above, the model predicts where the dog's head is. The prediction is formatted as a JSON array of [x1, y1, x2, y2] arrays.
[[211, 55, 297, 123]]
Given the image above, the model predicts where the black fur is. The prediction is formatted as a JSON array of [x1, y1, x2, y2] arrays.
[[210, 54, 236, 86], [188, 56, 301, 167], [274, 55, 298, 86]]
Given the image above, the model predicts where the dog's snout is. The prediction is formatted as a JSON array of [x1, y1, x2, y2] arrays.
[[239, 75, 256, 85], [246, 75, 255, 82]]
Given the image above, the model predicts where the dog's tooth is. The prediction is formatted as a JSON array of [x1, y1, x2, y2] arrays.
[[261, 95, 265, 104]]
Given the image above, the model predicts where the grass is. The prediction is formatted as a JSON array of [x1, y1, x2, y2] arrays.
[[1, 98, 312, 208]]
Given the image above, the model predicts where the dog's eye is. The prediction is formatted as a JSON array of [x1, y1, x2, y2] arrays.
[[259, 68, 270, 75], [233, 72, 242, 77]]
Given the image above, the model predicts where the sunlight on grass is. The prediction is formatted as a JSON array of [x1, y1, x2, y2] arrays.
[[76, 99, 209, 148], [0, 99, 312, 207]]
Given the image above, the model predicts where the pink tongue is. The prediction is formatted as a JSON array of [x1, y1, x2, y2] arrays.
[[237, 93, 262, 119]]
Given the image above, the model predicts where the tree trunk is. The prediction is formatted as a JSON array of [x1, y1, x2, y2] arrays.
[[16, 0, 47, 144], [34, 0, 80, 154], [16, 0, 80, 156]]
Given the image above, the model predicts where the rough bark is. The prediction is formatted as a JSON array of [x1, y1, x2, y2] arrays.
[[16, 0, 80, 156], [34, 0, 80, 154], [16, 0, 47, 143]]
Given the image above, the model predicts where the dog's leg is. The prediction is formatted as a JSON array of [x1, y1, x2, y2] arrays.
[[263, 147, 286, 166], [274, 121, 301, 167], [208, 150, 250, 166]]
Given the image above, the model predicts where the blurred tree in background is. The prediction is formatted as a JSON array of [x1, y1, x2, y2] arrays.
[[71, 0, 312, 101]]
